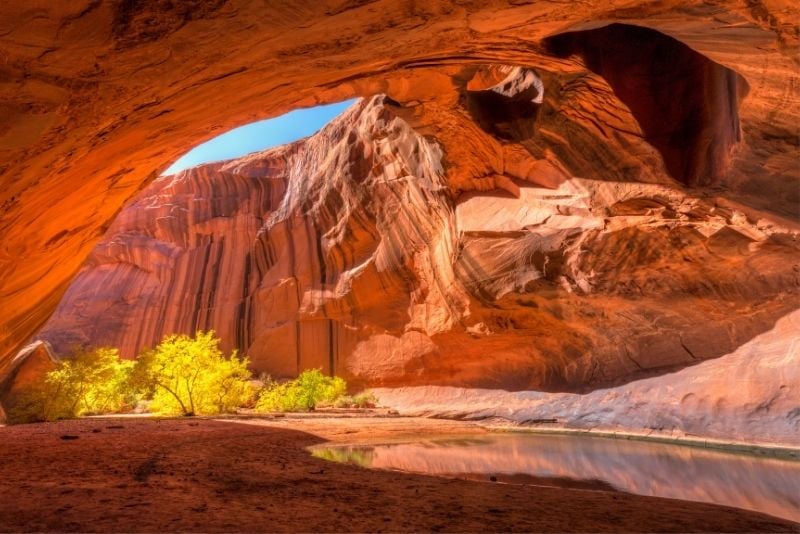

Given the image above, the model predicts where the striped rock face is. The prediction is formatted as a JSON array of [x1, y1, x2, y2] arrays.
[[0, 3, 797, 403], [33, 87, 799, 394]]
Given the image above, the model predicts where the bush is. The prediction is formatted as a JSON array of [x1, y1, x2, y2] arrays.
[[332, 395, 353, 408], [352, 391, 378, 408], [132, 330, 253, 416], [7, 347, 134, 423], [256, 369, 347, 412], [333, 391, 378, 409]]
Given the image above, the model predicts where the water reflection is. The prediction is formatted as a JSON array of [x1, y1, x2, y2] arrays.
[[312, 433, 800, 523]]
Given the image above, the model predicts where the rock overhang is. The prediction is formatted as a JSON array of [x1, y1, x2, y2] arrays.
[[0, 2, 797, 400]]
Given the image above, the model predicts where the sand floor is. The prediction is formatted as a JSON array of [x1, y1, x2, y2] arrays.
[[0, 415, 796, 532]]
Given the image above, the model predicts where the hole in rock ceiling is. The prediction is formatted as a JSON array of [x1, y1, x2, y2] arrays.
[[544, 23, 749, 187], [464, 65, 544, 141], [162, 99, 358, 175]]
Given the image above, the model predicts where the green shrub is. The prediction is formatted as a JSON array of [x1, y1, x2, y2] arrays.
[[332, 391, 378, 409], [131, 330, 253, 416], [4, 388, 48, 424], [255, 369, 347, 412], [352, 391, 378, 408], [7, 347, 134, 423], [333, 395, 354, 408]]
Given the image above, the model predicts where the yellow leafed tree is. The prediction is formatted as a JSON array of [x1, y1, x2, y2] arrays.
[[132, 330, 253, 416], [8, 347, 134, 423]]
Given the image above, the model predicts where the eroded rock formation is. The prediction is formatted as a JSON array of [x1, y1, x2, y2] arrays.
[[35, 90, 799, 396], [1, 0, 798, 369], [0, 341, 57, 422], [0, 2, 798, 424], [38, 97, 460, 381], [373, 309, 800, 446]]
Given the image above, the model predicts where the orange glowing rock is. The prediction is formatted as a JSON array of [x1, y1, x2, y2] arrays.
[[0, 2, 797, 415]]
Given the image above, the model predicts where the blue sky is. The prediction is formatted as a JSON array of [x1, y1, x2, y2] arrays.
[[163, 99, 358, 175]]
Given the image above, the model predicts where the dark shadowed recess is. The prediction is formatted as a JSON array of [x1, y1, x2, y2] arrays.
[[545, 23, 749, 187], [463, 73, 542, 141]]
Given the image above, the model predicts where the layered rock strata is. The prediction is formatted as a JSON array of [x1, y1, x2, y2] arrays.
[[38, 97, 462, 381], [34, 92, 799, 396], [1, 0, 798, 373], [373, 309, 800, 447]]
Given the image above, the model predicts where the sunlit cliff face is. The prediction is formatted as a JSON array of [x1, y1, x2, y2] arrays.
[[23, 23, 798, 402], [0, 0, 798, 431]]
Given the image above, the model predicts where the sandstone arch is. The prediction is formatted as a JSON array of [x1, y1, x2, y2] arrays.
[[1, 1, 798, 390]]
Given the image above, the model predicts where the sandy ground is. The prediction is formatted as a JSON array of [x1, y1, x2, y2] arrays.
[[0, 415, 797, 533]]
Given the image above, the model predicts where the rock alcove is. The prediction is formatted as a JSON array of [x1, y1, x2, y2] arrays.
[[0, 3, 798, 443]]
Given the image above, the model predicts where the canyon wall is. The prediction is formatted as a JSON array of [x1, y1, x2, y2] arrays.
[[0, 2, 798, 422], [1, 0, 798, 377], [373, 309, 800, 446], [37, 97, 462, 383], [34, 89, 799, 394]]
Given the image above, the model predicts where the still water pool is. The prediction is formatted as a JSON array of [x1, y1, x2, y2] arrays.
[[312, 433, 800, 522]]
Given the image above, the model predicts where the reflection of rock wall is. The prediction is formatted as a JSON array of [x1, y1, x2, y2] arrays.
[[346, 435, 800, 522], [35, 73, 799, 394], [346, 440, 800, 522]]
